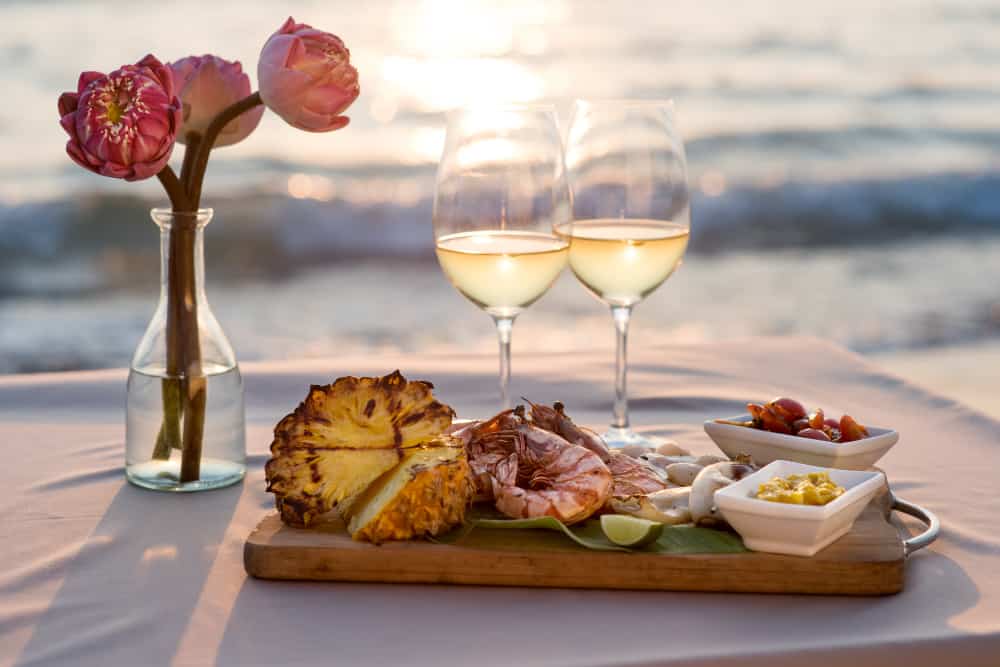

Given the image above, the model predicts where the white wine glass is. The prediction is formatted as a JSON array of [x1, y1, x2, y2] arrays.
[[433, 105, 571, 409], [560, 99, 691, 447]]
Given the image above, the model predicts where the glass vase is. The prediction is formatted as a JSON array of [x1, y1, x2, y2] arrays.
[[125, 208, 246, 492]]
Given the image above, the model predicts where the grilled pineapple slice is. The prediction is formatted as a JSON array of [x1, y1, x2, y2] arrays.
[[265, 371, 455, 527], [347, 439, 473, 543]]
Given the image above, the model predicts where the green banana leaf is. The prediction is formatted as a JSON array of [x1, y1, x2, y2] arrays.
[[434, 510, 747, 554], [470, 516, 631, 552]]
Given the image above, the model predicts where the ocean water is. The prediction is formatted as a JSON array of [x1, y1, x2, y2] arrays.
[[2, 0, 1000, 372]]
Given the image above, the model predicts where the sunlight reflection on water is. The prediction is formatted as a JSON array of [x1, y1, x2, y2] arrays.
[[8, 0, 999, 204]]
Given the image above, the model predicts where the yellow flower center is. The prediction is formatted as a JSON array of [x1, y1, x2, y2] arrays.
[[323, 45, 343, 66], [106, 99, 124, 124], [104, 85, 132, 125]]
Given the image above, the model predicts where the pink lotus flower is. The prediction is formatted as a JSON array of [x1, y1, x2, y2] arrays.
[[170, 55, 263, 147], [58, 54, 182, 181], [258, 17, 360, 132]]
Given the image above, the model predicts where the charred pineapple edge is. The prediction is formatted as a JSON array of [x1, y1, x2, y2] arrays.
[[264, 371, 458, 528]]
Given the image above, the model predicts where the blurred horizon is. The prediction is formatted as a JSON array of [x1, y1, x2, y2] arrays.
[[3, 0, 1000, 378]]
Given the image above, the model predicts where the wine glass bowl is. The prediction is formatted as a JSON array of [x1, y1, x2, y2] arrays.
[[553, 219, 689, 308], [566, 101, 690, 222], [563, 100, 691, 447], [433, 105, 571, 407]]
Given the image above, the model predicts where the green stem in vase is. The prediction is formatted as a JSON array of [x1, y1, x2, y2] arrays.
[[152, 168, 190, 462], [151, 379, 182, 460], [172, 217, 204, 483], [149, 132, 202, 462], [155, 166, 207, 482], [151, 94, 263, 482], [181, 373, 207, 482]]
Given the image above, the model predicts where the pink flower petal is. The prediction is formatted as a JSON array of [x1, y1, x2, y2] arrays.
[[289, 106, 350, 132], [128, 160, 161, 181], [259, 63, 311, 110], [258, 20, 358, 133], [279, 16, 306, 34], [57, 92, 79, 117], [65, 142, 97, 173], [217, 103, 264, 146], [137, 115, 168, 138], [131, 131, 158, 164], [137, 54, 175, 98], [99, 162, 131, 179], [77, 71, 104, 93], [260, 33, 304, 71], [304, 84, 358, 115], [59, 112, 78, 137]]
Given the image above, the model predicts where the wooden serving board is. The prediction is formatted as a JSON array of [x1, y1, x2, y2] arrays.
[[245, 487, 905, 596]]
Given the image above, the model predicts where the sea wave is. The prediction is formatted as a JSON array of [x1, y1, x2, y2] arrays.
[[2, 170, 999, 298]]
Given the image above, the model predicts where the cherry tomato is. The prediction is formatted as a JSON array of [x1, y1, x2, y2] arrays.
[[839, 414, 869, 442], [768, 397, 807, 422], [760, 406, 792, 434]]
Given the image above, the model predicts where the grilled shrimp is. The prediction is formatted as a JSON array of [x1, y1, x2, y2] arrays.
[[524, 399, 611, 463], [464, 409, 522, 502], [469, 412, 612, 524], [606, 450, 668, 497], [492, 424, 612, 524]]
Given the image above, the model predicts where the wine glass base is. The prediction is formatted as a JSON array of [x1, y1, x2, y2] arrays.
[[602, 426, 665, 450]]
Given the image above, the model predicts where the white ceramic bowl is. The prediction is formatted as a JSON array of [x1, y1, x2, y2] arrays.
[[715, 460, 886, 557], [703, 415, 898, 470]]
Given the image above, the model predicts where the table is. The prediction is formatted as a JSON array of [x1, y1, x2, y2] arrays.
[[2, 337, 999, 666]]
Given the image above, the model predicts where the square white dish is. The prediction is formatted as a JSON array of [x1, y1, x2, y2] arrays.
[[715, 460, 886, 557], [704, 415, 898, 470]]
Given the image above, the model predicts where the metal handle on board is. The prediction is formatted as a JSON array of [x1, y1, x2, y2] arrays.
[[891, 495, 940, 557]]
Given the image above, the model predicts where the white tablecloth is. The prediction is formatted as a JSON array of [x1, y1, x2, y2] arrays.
[[2, 337, 999, 666]]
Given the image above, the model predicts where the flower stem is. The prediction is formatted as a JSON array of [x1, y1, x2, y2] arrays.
[[152, 166, 190, 463], [151, 378, 182, 459], [180, 131, 201, 193], [188, 92, 262, 207], [152, 95, 261, 481], [156, 166, 187, 210], [155, 163, 205, 481], [170, 215, 204, 483], [181, 373, 207, 482]]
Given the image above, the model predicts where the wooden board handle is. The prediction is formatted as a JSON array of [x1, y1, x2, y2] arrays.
[[890, 495, 940, 557]]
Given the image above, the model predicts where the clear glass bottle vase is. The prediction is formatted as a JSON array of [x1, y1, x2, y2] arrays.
[[125, 208, 246, 492]]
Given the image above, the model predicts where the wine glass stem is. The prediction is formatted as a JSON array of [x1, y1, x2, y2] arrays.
[[492, 315, 515, 410], [611, 305, 633, 429]]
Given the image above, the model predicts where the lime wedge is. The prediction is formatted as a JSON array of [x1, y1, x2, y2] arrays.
[[600, 514, 664, 547]]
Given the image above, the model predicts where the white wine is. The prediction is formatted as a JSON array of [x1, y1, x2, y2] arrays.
[[556, 219, 689, 307], [436, 230, 569, 317]]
